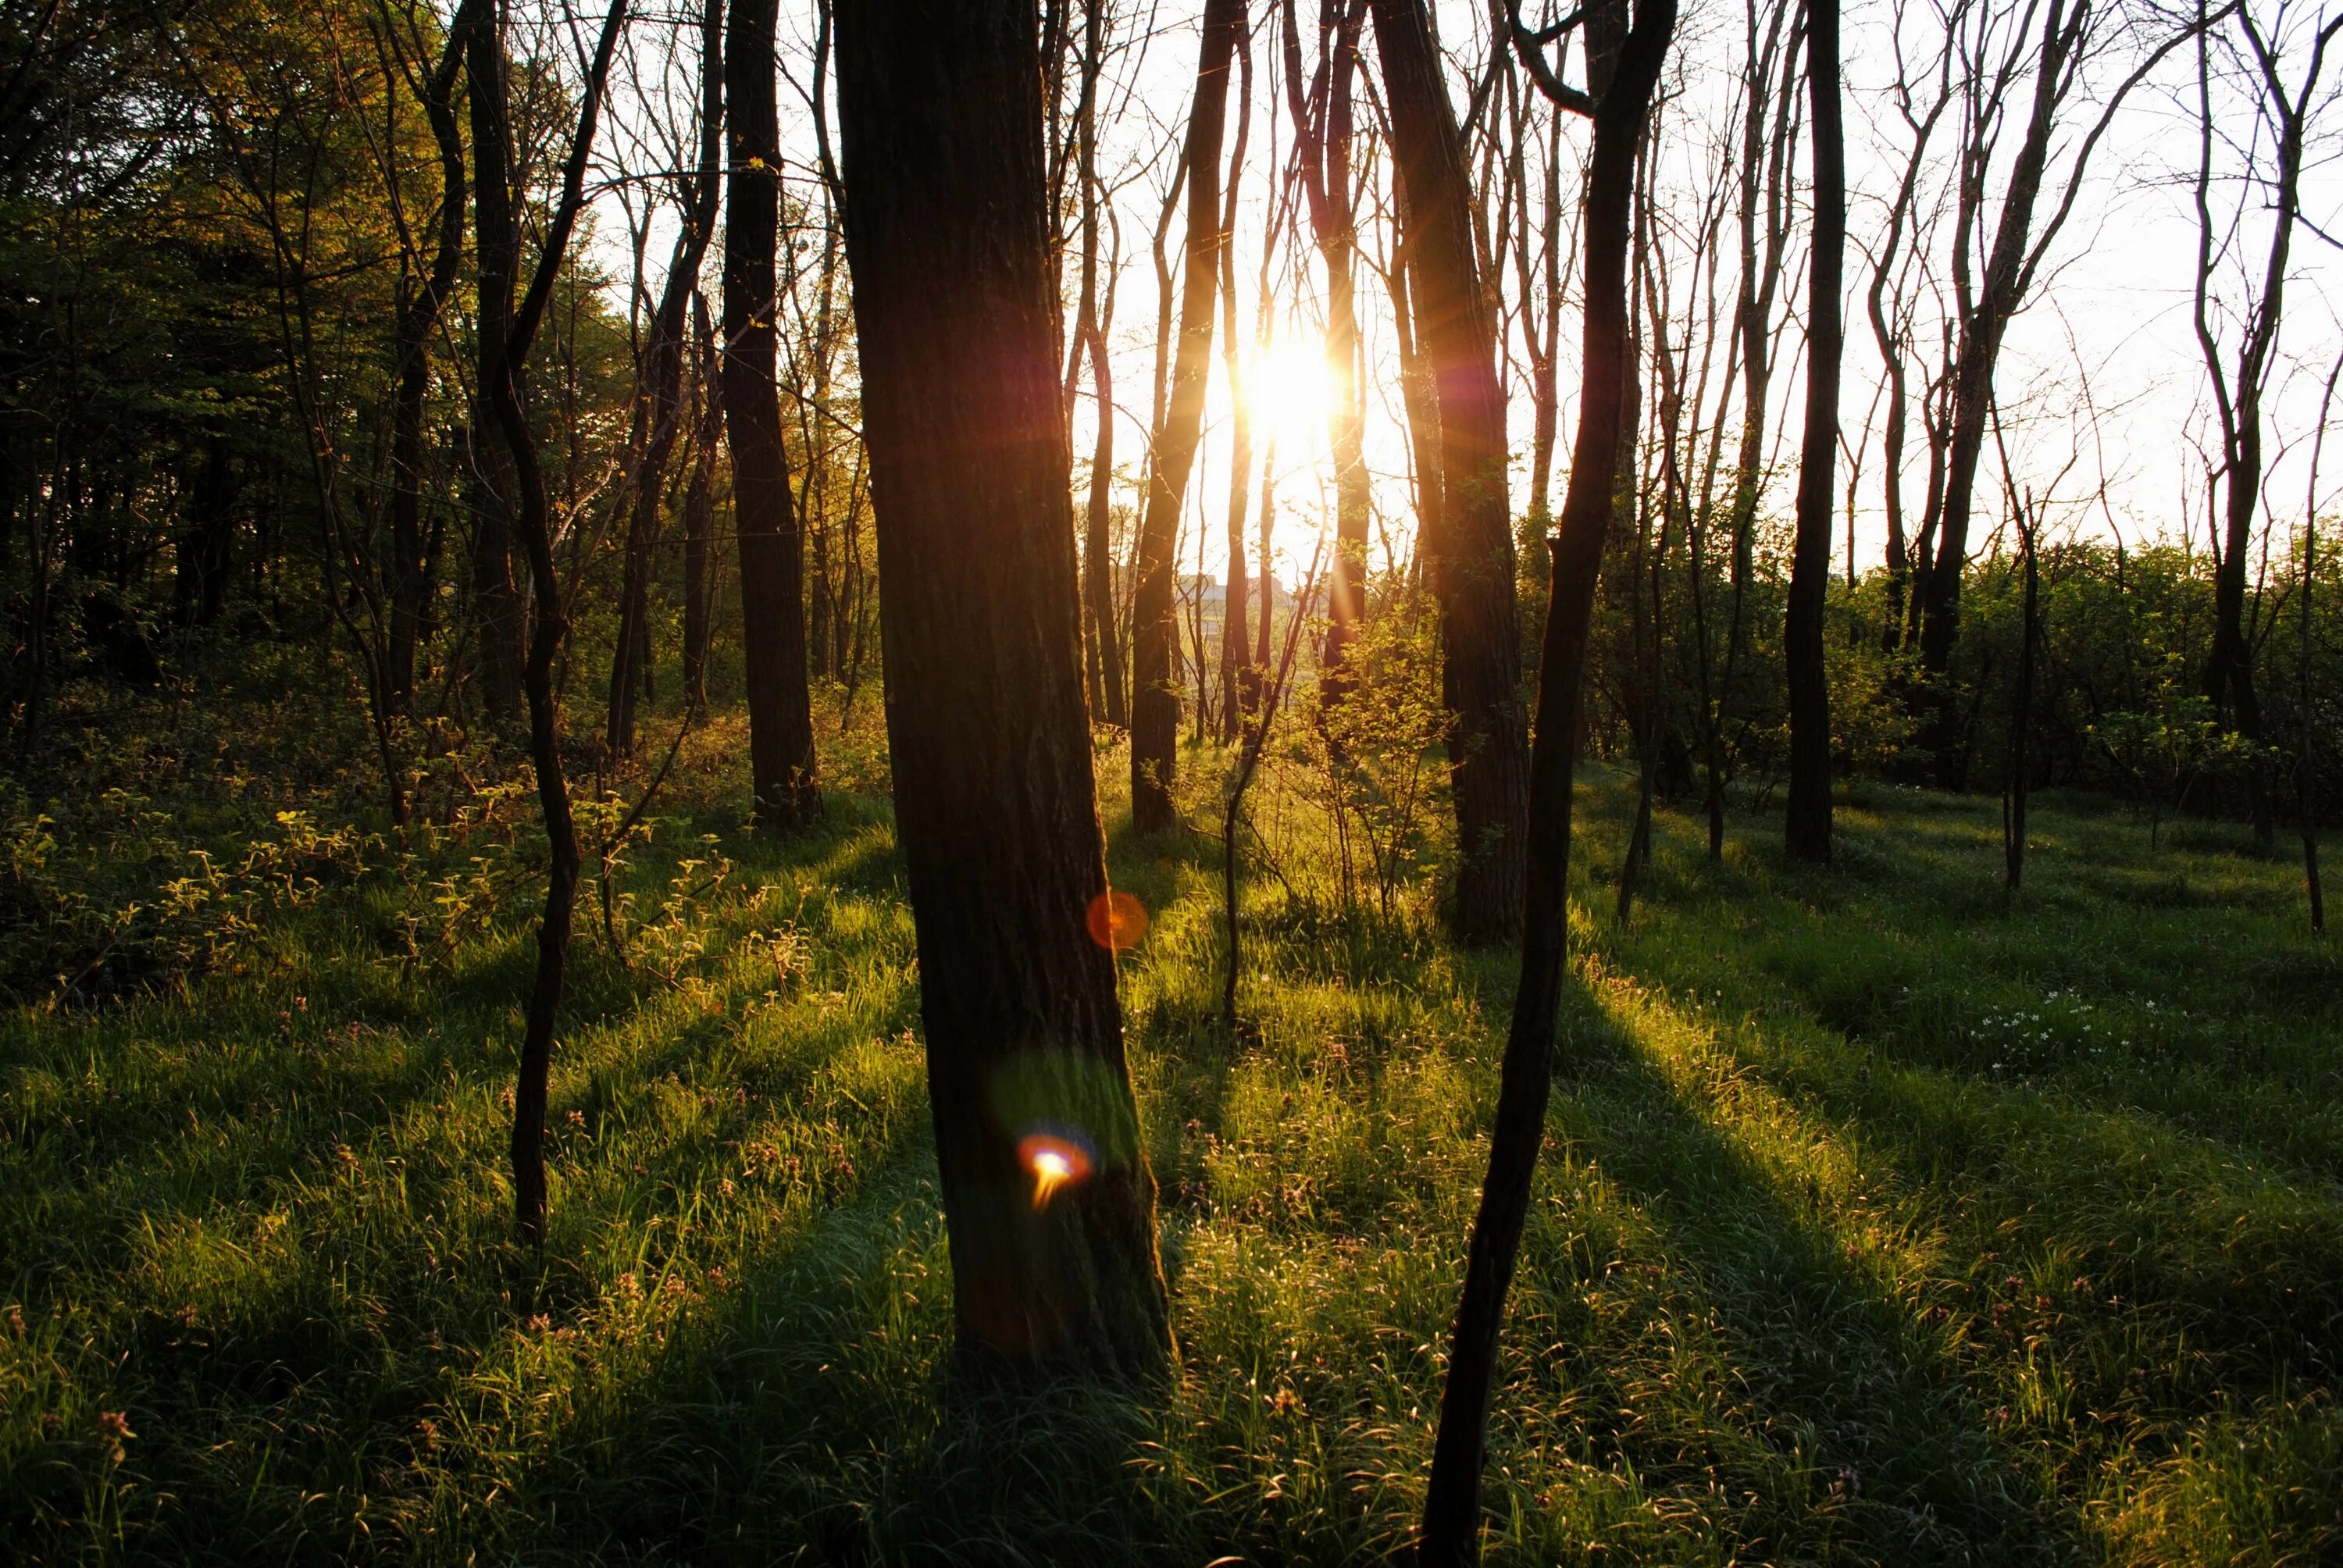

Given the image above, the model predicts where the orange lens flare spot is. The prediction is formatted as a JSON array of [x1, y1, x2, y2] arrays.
[[1086, 890, 1149, 952], [1018, 1132, 1094, 1210]]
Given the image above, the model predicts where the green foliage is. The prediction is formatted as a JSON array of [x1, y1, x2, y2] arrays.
[[6, 679, 2341, 1563]]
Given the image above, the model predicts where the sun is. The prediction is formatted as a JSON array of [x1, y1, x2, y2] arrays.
[[1245, 336, 1331, 449]]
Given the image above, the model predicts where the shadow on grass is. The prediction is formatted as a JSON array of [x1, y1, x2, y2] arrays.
[[1546, 986, 2088, 1563]]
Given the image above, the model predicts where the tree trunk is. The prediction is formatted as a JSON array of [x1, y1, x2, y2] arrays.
[[725, 0, 819, 825], [176, 436, 241, 631], [1287, 0, 1371, 697], [609, 0, 722, 757], [1784, 0, 1842, 864], [385, 16, 467, 711], [833, 0, 1171, 1377], [1371, 0, 1530, 944], [467, 0, 629, 1243], [1132, 0, 1241, 834], [1219, 21, 1256, 744], [683, 290, 718, 715], [465, 16, 525, 729], [2004, 507, 2037, 890], [1419, 4, 1674, 1557]]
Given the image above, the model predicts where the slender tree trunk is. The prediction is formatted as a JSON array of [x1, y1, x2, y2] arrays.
[[1084, 310, 1128, 728], [2004, 507, 2038, 890], [2303, 476, 2326, 934], [177, 436, 241, 631], [386, 18, 468, 711], [1132, 0, 1241, 834], [726, 0, 818, 825], [683, 291, 719, 715], [1220, 20, 1256, 744], [608, 0, 722, 756], [467, 0, 629, 1242], [1785, 0, 1841, 863], [1288, 0, 1371, 696], [465, 12, 524, 728], [1371, 0, 1530, 944], [833, 0, 1171, 1377], [1419, 2, 1674, 1558]]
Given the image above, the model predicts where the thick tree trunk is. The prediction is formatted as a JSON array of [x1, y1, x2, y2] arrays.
[[1132, 0, 1241, 833], [1371, 0, 1529, 944], [1784, 0, 1841, 864], [725, 0, 818, 825], [1419, 3, 1674, 1557], [833, 0, 1171, 1377]]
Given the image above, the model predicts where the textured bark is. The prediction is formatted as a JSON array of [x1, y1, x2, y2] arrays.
[[725, 0, 818, 826], [833, 0, 1171, 1377], [1420, 2, 1674, 1556], [1131, 0, 1240, 833], [1371, 0, 1529, 943], [1785, 0, 1842, 864]]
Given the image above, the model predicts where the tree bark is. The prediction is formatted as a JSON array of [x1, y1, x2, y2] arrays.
[[1420, 1, 1673, 1558], [725, 0, 818, 825], [1132, 0, 1241, 834], [1371, 0, 1530, 944], [833, 0, 1171, 1377], [1784, 0, 1841, 863]]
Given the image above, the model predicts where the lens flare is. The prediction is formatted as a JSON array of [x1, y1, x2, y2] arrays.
[[1017, 1131, 1094, 1210], [1086, 890, 1148, 952]]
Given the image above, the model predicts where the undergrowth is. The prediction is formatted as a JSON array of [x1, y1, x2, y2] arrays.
[[4, 686, 2339, 1565]]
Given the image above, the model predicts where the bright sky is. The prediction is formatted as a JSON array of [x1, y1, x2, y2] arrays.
[[587, 0, 2343, 592]]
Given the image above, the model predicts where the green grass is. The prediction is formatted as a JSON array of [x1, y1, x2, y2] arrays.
[[5, 729, 2341, 1564]]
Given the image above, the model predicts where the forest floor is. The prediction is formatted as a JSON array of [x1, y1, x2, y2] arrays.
[[5, 702, 2341, 1564]]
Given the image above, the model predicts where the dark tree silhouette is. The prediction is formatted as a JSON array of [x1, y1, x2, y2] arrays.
[[1132, 0, 1241, 834], [833, 0, 1171, 1376], [465, 0, 630, 1242], [1371, 0, 1530, 943], [608, 0, 721, 757], [1421, 0, 1674, 1556], [2192, 0, 2343, 843], [724, 0, 818, 826], [1785, 0, 1842, 863]]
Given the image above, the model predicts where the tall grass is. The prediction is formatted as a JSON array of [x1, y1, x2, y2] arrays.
[[5, 715, 2339, 1563]]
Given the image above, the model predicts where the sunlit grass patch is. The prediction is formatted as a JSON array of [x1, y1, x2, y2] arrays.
[[5, 746, 2340, 1562]]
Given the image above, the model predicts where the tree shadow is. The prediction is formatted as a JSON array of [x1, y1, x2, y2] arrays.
[[1531, 981, 2093, 1563]]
